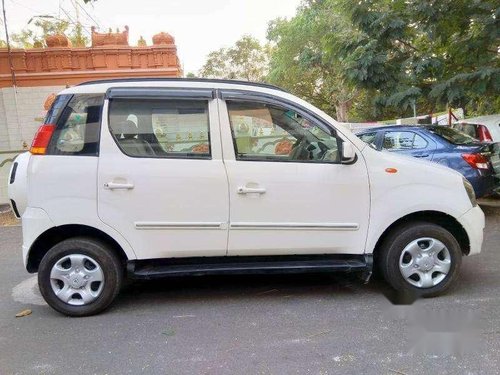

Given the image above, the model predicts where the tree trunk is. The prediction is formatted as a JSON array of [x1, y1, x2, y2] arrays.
[[335, 101, 351, 122]]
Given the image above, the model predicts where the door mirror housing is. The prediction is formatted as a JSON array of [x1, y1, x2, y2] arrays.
[[341, 141, 357, 164]]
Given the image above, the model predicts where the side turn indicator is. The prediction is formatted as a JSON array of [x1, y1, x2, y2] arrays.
[[385, 168, 398, 174]]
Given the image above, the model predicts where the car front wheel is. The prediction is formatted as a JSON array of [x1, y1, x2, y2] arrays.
[[38, 237, 123, 317], [379, 222, 462, 298]]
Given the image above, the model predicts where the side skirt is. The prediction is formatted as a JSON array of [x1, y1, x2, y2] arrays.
[[127, 254, 373, 282]]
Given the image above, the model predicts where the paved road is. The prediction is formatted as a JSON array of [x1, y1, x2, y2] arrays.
[[0, 207, 499, 374]]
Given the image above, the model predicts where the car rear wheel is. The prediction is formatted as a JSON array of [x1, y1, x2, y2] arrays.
[[38, 237, 123, 316], [378, 222, 462, 298]]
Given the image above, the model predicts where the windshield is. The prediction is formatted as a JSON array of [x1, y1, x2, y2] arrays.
[[427, 126, 478, 145]]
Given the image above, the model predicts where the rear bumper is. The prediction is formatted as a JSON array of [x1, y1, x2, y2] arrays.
[[466, 170, 497, 198], [457, 205, 485, 256]]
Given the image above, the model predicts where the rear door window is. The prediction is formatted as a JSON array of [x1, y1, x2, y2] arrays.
[[382, 131, 428, 150], [412, 134, 428, 149], [47, 94, 104, 156], [108, 99, 211, 159], [383, 131, 415, 150]]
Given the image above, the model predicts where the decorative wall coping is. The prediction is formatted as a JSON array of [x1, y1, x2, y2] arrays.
[[0, 43, 181, 87]]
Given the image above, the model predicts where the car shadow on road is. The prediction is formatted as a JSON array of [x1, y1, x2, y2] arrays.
[[112, 272, 395, 311], [110, 259, 495, 312]]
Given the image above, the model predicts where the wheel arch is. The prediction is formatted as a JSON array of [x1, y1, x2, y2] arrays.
[[26, 224, 130, 273], [371, 210, 470, 261]]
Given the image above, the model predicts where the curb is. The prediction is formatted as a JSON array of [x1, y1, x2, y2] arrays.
[[478, 198, 500, 208]]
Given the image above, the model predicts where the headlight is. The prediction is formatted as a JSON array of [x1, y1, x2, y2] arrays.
[[463, 177, 477, 207]]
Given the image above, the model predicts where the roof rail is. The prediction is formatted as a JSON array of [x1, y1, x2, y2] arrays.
[[77, 77, 287, 92]]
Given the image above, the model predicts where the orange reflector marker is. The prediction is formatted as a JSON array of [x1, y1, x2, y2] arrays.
[[385, 168, 398, 174], [30, 124, 55, 155]]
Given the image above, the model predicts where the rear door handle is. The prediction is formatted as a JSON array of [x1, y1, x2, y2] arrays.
[[414, 154, 429, 158], [104, 182, 134, 190], [237, 186, 266, 194]]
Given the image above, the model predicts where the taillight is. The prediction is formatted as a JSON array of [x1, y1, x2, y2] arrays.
[[478, 125, 493, 142], [30, 124, 55, 155], [462, 153, 490, 170]]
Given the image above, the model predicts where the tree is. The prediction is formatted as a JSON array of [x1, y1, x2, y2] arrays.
[[326, 0, 500, 117], [267, 1, 364, 121], [11, 29, 41, 48], [199, 35, 269, 82], [11, 17, 89, 48], [69, 23, 89, 47], [137, 36, 147, 47]]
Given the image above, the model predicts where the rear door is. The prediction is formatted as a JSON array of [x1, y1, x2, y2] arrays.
[[97, 88, 229, 259], [382, 130, 435, 160]]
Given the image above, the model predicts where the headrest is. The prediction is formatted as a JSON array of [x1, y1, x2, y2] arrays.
[[117, 120, 138, 139]]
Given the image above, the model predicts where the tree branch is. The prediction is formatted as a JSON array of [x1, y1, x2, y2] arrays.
[[395, 39, 419, 52]]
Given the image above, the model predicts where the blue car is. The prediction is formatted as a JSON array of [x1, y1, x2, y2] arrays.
[[355, 125, 499, 198]]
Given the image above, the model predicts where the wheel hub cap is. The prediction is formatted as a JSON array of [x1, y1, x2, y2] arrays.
[[49, 254, 105, 306], [69, 272, 87, 288], [399, 237, 451, 289]]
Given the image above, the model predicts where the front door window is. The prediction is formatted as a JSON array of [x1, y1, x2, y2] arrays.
[[227, 101, 340, 163]]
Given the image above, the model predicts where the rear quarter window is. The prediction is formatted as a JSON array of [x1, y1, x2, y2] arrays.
[[44, 94, 72, 124], [47, 94, 104, 156]]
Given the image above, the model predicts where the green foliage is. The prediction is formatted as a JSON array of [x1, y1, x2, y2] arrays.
[[11, 29, 41, 49], [69, 23, 89, 47], [137, 36, 147, 47], [199, 35, 269, 82], [328, 0, 500, 117], [266, 1, 369, 121], [11, 18, 89, 48]]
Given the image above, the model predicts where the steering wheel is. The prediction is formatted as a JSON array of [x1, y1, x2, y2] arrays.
[[306, 141, 329, 160], [290, 139, 330, 161], [289, 138, 308, 160]]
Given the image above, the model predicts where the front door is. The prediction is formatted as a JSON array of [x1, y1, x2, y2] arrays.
[[98, 88, 229, 259], [218, 92, 370, 256]]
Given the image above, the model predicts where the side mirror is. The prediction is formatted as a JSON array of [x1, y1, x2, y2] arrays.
[[341, 142, 356, 164]]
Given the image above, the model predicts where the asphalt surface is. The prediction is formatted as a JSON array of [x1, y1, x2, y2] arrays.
[[0, 207, 499, 375]]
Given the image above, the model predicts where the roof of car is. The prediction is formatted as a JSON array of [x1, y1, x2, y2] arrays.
[[457, 114, 500, 127], [355, 125, 427, 133], [73, 77, 287, 92]]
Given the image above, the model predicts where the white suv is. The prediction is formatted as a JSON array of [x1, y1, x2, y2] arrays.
[[8, 79, 485, 316]]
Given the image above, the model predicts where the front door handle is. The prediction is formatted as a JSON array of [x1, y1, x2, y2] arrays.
[[237, 186, 266, 194], [104, 182, 134, 190], [414, 154, 429, 158]]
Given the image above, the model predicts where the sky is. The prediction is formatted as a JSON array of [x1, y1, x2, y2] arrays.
[[1, 0, 302, 74]]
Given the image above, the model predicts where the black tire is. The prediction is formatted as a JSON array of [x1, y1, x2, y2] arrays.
[[38, 237, 123, 317], [378, 222, 462, 298]]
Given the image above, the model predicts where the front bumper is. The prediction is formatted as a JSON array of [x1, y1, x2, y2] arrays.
[[457, 205, 485, 256]]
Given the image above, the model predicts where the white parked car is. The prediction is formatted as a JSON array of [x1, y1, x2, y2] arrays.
[[452, 114, 500, 142], [8, 79, 485, 316]]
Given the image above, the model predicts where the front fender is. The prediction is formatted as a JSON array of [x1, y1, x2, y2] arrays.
[[365, 182, 472, 254]]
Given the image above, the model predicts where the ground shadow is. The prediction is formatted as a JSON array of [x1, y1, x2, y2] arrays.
[[112, 271, 393, 311]]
